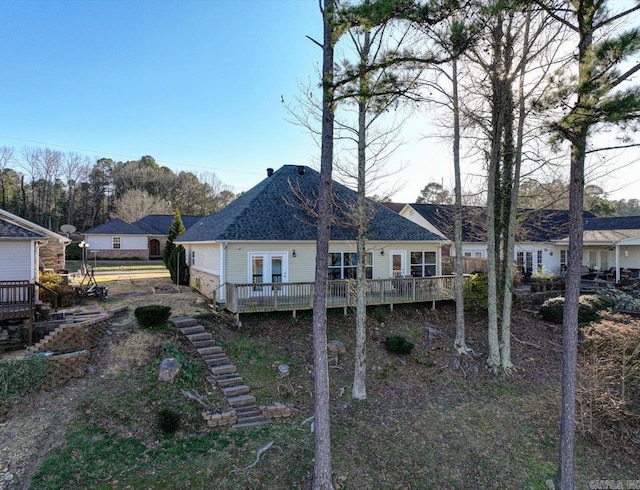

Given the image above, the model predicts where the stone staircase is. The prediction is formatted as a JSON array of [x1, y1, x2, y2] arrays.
[[170, 316, 270, 429]]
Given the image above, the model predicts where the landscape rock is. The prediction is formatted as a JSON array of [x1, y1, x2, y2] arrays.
[[158, 358, 181, 384]]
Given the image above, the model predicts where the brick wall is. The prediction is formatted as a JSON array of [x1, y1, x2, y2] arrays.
[[43, 350, 89, 389], [29, 314, 112, 354], [94, 249, 149, 260]]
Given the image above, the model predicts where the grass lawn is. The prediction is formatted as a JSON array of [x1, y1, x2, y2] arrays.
[[17, 289, 639, 489], [66, 259, 168, 272]]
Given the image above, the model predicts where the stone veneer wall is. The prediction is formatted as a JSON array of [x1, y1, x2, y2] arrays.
[[40, 241, 66, 271], [189, 269, 220, 299]]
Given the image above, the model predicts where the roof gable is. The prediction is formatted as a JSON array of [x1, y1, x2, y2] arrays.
[[0, 217, 45, 239], [178, 165, 442, 243], [402, 204, 595, 242], [84, 218, 147, 235], [0, 208, 69, 243], [132, 214, 205, 235]]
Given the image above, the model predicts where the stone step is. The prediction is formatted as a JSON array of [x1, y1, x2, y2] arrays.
[[204, 354, 231, 367], [234, 406, 262, 417], [233, 419, 271, 429], [210, 364, 237, 376], [221, 384, 250, 397], [171, 317, 198, 328], [236, 414, 267, 424], [215, 376, 244, 388], [186, 332, 213, 342], [192, 339, 216, 349], [198, 346, 223, 356], [205, 355, 230, 367], [227, 394, 256, 408], [179, 325, 205, 335]]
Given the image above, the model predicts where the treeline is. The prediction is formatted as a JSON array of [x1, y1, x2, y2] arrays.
[[0, 146, 235, 232]]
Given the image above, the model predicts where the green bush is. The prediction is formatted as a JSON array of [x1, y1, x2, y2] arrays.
[[383, 335, 415, 355], [168, 245, 189, 286], [134, 305, 172, 329], [463, 273, 488, 314], [157, 408, 181, 435], [539, 294, 612, 324], [65, 242, 83, 260], [0, 356, 49, 402]]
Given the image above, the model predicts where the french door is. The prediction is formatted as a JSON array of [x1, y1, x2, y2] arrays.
[[249, 253, 287, 295]]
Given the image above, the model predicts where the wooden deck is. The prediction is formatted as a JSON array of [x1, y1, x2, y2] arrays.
[[221, 275, 457, 316], [0, 281, 35, 322]]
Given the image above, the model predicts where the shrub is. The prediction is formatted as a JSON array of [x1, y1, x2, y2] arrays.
[[539, 294, 612, 324], [577, 315, 640, 452], [383, 335, 415, 356], [0, 356, 49, 402], [168, 245, 190, 286], [157, 408, 181, 435], [65, 242, 83, 260], [463, 273, 488, 314], [134, 305, 172, 329]]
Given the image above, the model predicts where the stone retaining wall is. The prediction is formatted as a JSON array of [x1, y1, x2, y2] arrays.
[[43, 350, 89, 389], [93, 249, 149, 260], [28, 314, 112, 354]]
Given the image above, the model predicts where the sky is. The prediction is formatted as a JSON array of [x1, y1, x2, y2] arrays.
[[1, 0, 638, 204]]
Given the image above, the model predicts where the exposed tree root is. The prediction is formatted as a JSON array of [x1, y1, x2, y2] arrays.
[[230, 441, 282, 474], [180, 389, 214, 410], [511, 332, 542, 350]]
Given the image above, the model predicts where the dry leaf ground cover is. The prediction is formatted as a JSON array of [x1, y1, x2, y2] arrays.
[[1, 277, 638, 489]]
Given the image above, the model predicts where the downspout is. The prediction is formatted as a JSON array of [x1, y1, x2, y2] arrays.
[[615, 243, 620, 283], [219, 242, 227, 302]]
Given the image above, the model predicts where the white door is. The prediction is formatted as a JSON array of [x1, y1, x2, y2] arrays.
[[249, 253, 288, 295]]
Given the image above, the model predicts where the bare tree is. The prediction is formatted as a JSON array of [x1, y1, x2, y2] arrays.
[[0, 146, 15, 209], [61, 151, 90, 225], [111, 189, 172, 222]]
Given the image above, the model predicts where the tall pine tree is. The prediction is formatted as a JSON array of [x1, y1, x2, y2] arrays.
[[163, 209, 186, 266]]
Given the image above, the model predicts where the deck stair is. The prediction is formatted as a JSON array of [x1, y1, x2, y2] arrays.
[[170, 316, 270, 429]]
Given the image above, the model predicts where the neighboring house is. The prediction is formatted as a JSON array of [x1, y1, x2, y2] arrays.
[[176, 165, 448, 315], [389, 203, 597, 278], [83, 218, 149, 260], [0, 208, 71, 273], [132, 214, 204, 259], [1, 209, 70, 323], [83, 215, 204, 260], [553, 215, 640, 282]]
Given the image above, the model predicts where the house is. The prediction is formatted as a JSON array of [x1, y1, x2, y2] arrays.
[[176, 165, 450, 316], [389, 203, 596, 278], [0, 208, 71, 273], [1, 209, 69, 323], [553, 215, 640, 282], [83, 215, 204, 261]]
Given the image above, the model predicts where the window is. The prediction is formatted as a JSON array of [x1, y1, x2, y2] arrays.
[[600, 251, 608, 272], [410, 251, 436, 277], [560, 249, 568, 269], [191, 250, 196, 266], [589, 250, 597, 270], [113, 236, 121, 250], [328, 252, 372, 280]]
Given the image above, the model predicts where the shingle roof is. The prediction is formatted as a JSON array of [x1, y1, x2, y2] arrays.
[[84, 218, 147, 235], [132, 215, 205, 235], [584, 215, 640, 231], [0, 218, 45, 239], [177, 165, 442, 243], [403, 204, 595, 242]]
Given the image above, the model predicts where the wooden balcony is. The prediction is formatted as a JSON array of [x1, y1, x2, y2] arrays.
[[0, 281, 35, 322], [220, 275, 457, 317]]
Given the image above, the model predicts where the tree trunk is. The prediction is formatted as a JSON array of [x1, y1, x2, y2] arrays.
[[451, 57, 469, 355], [313, 1, 335, 488], [352, 30, 371, 401]]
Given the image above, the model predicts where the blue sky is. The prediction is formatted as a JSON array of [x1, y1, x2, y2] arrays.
[[1, 0, 638, 203]]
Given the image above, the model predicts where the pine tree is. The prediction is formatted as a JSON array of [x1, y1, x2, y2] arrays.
[[163, 209, 186, 266]]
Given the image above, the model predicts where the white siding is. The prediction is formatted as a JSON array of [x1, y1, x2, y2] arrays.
[[86, 235, 147, 250], [0, 241, 34, 281]]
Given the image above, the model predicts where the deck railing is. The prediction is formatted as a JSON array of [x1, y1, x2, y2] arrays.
[[223, 275, 457, 315], [0, 280, 35, 321]]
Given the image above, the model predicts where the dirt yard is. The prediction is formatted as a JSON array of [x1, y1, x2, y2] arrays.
[[0, 277, 209, 489]]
